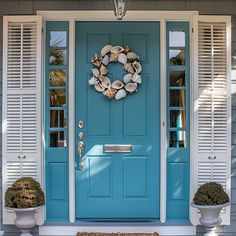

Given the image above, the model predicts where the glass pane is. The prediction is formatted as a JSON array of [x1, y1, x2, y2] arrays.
[[169, 49, 185, 65], [50, 49, 66, 65], [50, 110, 66, 128], [50, 89, 66, 107], [50, 31, 67, 47], [169, 31, 185, 47], [49, 69, 66, 87], [170, 110, 186, 128], [170, 70, 185, 87], [169, 131, 177, 148], [169, 89, 186, 107], [50, 131, 66, 147], [169, 131, 186, 148]]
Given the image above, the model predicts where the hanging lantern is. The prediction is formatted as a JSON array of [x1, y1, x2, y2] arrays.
[[112, 0, 130, 20]]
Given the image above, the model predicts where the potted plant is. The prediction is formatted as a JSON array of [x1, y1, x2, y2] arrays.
[[191, 182, 230, 236], [5, 177, 45, 236]]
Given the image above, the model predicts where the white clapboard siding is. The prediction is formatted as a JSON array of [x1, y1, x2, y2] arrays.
[[2, 16, 43, 225], [191, 16, 231, 225]]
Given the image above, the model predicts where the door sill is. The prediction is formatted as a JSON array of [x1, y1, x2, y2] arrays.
[[39, 220, 196, 236]]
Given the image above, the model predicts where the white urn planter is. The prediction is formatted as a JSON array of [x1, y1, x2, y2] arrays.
[[191, 202, 230, 236], [6, 206, 43, 236]]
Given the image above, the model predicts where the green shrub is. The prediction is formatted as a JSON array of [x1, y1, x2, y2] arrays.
[[193, 182, 229, 205], [5, 177, 45, 208]]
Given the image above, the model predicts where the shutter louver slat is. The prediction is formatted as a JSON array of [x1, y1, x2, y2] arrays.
[[2, 16, 43, 225], [7, 22, 37, 89], [191, 18, 231, 226]]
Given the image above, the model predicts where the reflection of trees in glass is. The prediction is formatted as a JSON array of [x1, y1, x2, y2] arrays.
[[50, 110, 65, 128], [50, 49, 66, 65], [170, 50, 185, 65], [50, 37, 66, 65], [170, 90, 186, 107], [170, 70, 185, 87], [50, 89, 66, 107], [169, 131, 186, 148], [50, 69, 66, 87], [169, 131, 177, 147], [50, 34, 65, 47], [50, 131, 65, 147]]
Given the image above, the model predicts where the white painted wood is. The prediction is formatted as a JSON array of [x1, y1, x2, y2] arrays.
[[160, 19, 167, 224], [190, 14, 199, 225], [39, 225, 196, 236], [68, 19, 76, 224], [191, 15, 231, 225], [37, 10, 199, 21], [37, 11, 198, 223], [2, 15, 43, 225], [37, 10, 199, 224]]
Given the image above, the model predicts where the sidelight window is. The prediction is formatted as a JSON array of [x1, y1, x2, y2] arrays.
[[46, 26, 68, 148]]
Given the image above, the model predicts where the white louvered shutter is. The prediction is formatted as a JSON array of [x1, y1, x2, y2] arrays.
[[2, 16, 43, 225], [191, 16, 231, 225]]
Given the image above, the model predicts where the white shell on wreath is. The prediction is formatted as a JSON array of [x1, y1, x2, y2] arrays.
[[115, 89, 127, 100], [99, 76, 111, 88], [112, 80, 124, 90], [103, 87, 117, 99], [91, 68, 99, 78], [127, 52, 139, 62], [89, 45, 142, 100], [124, 63, 135, 74], [94, 83, 105, 92], [123, 73, 133, 84], [118, 53, 127, 65], [102, 55, 109, 65], [101, 45, 113, 56], [110, 46, 124, 54], [89, 76, 98, 85], [133, 61, 142, 74], [132, 73, 142, 84], [125, 83, 137, 93]]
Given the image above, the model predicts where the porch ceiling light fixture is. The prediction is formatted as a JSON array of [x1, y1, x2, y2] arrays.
[[112, 0, 130, 20]]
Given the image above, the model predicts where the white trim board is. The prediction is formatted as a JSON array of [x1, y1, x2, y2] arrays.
[[37, 10, 198, 21], [39, 225, 196, 236], [38, 10, 198, 224]]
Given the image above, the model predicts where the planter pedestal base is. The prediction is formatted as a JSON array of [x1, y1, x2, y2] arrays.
[[191, 202, 230, 236], [19, 229, 33, 236], [203, 226, 217, 236], [6, 206, 44, 236]]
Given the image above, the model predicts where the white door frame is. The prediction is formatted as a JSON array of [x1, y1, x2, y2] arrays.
[[37, 10, 198, 223]]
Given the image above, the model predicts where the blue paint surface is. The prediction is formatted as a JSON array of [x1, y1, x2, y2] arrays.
[[75, 22, 160, 219], [45, 21, 69, 220], [166, 22, 190, 219]]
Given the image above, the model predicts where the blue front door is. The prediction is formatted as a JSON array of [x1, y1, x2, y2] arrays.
[[75, 22, 160, 219]]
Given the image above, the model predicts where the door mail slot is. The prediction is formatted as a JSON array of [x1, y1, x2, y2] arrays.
[[103, 144, 132, 153]]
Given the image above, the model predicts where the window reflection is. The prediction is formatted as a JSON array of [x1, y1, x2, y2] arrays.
[[169, 31, 185, 47], [170, 70, 185, 87], [169, 49, 185, 65], [50, 49, 66, 65], [50, 131, 66, 147], [50, 31, 67, 47], [50, 110, 66, 128], [170, 110, 186, 128], [169, 131, 186, 148], [49, 69, 66, 87], [169, 89, 186, 107], [50, 89, 66, 107]]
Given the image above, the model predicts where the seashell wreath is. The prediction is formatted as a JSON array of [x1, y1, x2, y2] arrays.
[[88, 45, 142, 100]]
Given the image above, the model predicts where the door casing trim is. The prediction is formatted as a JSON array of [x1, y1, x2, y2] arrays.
[[38, 10, 198, 224]]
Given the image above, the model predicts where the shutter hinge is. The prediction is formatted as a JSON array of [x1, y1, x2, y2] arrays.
[[42, 28, 44, 34], [192, 28, 194, 33]]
